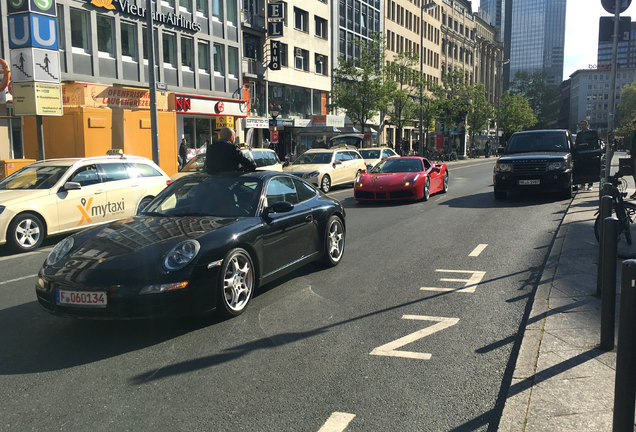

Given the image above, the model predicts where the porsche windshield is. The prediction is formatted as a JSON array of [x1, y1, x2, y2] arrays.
[[371, 158, 422, 173], [0, 165, 68, 190], [292, 152, 333, 164], [505, 133, 569, 154], [142, 176, 262, 218]]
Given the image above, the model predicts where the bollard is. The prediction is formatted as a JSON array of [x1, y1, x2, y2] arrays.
[[597, 195, 614, 297], [612, 259, 636, 432], [600, 217, 618, 351]]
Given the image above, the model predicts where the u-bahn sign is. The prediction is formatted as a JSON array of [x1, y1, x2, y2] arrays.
[[7, 0, 56, 16], [8, 13, 58, 49], [601, 0, 631, 13]]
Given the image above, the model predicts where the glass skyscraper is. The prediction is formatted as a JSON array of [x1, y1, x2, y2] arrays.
[[509, 0, 566, 86], [479, 0, 504, 42]]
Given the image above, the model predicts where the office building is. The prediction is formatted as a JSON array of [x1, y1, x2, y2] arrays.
[[597, 17, 636, 69], [479, 0, 503, 42]]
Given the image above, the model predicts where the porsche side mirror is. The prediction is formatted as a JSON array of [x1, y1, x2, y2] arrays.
[[63, 181, 81, 191]]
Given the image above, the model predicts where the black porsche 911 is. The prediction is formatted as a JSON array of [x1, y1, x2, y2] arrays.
[[35, 171, 346, 319]]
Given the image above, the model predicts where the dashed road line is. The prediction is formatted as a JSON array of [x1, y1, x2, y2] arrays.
[[0, 248, 51, 262], [318, 412, 356, 432], [0, 274, 38, 286], [469, 244, 488, 257]]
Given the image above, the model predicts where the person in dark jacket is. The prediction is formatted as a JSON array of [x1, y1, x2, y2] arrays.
[[205, 127, 257, 173], [178, 137, 188, 169]]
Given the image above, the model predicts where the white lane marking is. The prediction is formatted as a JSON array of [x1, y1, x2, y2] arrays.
[[370, 315, 460, 360], [469, 244, 488, 257], [420, 269, 486, 293], [0, 248, 51, 262], [0, 274, 38, 286], [446, 161, 494, 170], [318, 412, 356, 432]]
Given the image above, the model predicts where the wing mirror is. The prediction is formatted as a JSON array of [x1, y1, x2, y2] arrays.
[[333, 160, 343, 168], [264, 201, 294, 216], [283, 161, 290, 167], [62, 181, 81, 191]]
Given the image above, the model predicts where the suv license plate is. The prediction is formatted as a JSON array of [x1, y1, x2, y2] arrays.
[[56, 290, 107, 307], [519, 179, 540, 185]]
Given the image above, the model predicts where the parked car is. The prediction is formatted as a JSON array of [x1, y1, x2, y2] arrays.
[[0, 153, 171, 252], [354, 157, 448, 202], [359, 147, 399, 170], [328, 134, 365, 148], [284, 146, 367, 193], [493, 129, 600, 199], [35, 172, 346, 319], [171, 148, 283, 180]]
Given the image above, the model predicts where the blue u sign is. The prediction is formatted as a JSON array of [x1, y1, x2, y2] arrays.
[[8, 13, 58, 50]]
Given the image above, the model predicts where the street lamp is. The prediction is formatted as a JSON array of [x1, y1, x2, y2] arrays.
[[496, 58, 510, 152], [419, 1, 438, 156]]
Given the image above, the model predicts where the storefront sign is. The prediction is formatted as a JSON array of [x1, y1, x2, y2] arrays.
[[245, 117, 269, 129], [175, 96, 191, 111], [269, 41, 281, 70], [215, 101, 224, 113], [62, 83, 168, 110], [10, 47, 60, 83], [88, 0, 201, 32], [8, 13, 58, 49], [170, 93, 247, 117], [13, 81, 63, 116], [267, 21, 283, 36], [294, 118, 310, 127], [312, 115, 345, 127], [216, 115, 233, 128], [267, 2, 285, 19]]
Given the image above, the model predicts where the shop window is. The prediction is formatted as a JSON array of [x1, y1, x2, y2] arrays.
[[280, 43, 288, 67], [315, 54, 327, 75], [181, 36, 194, 70], [228, 46, 238, 78], [315, 16, 327, 39], [294, 7, 308, 32], [196, 0, 208, 15], [227, 0, 238, 26], [196, 119, 212, 149], [198, 41, 210, 73], [294, 47, 308, 71], [212, 0, 223, 21], [213, 44, 225, 76], [121, 22, 137, 60], [70, 8, 91, 53], [163, 32, 177, 68], [96, 16, 115, 58], [180, 0, 192, 12], [312, 91, 323, 114]]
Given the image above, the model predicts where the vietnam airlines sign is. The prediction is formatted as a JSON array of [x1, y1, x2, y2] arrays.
[[89, 0, 201, 32]]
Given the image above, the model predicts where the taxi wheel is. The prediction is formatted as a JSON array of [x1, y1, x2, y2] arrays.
[[8, 213, 45, 252], [137, 196, 153, 214], [217, 248, 255, 318], [321, 175, 331, 193]]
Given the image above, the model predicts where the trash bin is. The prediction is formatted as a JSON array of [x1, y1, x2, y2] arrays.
[[0, 159, 36, 180]]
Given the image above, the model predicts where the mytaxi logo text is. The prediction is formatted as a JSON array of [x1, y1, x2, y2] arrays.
[[78, 197, 126, 225]]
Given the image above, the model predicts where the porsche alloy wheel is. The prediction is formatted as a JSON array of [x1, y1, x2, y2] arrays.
[[219, 248, 255, 317], [321, 175, 331, 193], [442, 172, 449, 193], [423, 178, 430, 201], [323, 216, 345, 267], [8, 213, 45, 252]]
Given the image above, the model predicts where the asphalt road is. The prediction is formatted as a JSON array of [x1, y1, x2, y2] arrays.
[[0, 158, 572, 432]]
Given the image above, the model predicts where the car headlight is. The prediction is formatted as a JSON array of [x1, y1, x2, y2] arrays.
[[404, 174, 420, 186], [305, 171, 319, 178], [0, 205, 5, 215], [547, 161, 566, 171], [164, 240, 200, 271], [139, 281, 189, 295], [46, 237, 74, 266], [496, 162, 513, 172]]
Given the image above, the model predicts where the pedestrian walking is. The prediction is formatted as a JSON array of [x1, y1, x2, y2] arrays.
[[205, 127, 257, 173], [626, 120, 636, 198], [575, 120, 597, 190], [178, 137, 188, 169]]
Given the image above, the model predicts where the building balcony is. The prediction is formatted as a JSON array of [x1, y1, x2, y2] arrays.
[[243, 58, 266, 79]]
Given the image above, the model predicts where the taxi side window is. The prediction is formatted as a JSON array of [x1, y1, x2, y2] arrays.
[[68, 165, 100, 186], [266, 177, 299, 205], [348, 151, 362, 160], [335, 152, 347, 162], [127, 163, 163, 178], [99, 163, 130, 182]]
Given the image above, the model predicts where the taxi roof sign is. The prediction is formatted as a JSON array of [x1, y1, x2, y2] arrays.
[[106, 149, 124, 157]]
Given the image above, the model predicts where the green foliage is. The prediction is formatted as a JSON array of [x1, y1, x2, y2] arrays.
[[467, 83, 495, 136], [499, 91, 537, 139], [616, 81, 636, 137], [330, 34, 394, 134], [431, 70, 472, 129], [510, 70, 560, 129], [385, 51, 421, 141]]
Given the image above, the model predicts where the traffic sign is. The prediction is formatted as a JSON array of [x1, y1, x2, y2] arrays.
[[12, 81, 63, 116], [7, 0, 56, 16], [8, 13, 58, 49], [10, 47, 60, 83], [601, 0, 631, 14]]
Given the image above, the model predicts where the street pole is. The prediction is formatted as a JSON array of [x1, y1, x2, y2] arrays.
[[606, 2, 621, 184], [146, 0, 160, 166], [419, 1, 424, 156]]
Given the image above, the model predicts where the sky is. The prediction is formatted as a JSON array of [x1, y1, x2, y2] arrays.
[[468, 0, 636, 80]]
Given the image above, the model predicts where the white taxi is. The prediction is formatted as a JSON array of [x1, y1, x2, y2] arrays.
[[0, 153, 171, 252], [359, 147, 399, 170]]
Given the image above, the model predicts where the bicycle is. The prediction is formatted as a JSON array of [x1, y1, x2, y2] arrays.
[[594, 171, 636, 245]]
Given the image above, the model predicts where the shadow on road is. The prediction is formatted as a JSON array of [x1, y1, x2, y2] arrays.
[[440, 191, 571, 209]]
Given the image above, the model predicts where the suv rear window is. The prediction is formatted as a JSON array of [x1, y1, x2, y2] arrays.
[[506, 133, 568, 154]]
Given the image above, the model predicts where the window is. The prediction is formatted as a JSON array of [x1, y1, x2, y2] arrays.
[[294, 7, 308, 32], [294, 47, 309, 71], [293, 178, 317, 202], [280, 43, 288, 67], [227, 0, 237, 25], [70, 8, 90, 53], [97, 16, 115, 57], [212, 0, 223, 20], [213, 44, 225, 76], [198, 41, 210, 73], [128, 163, 163, 178], [121, 22, 137, 60], [266, 177, 298, 205], [162, 0, 175, 8], [315, 54, 327, 75], [196, 0, 208, 14], [162, 32, 177, 68], [180, 0, 192, 12], [228, 46, 238, 78], [315, 16, 327, 39], [56, 5, 65, 51], [69, 165, 100, 186], [181, 36, 194, 70], [99, 163, 130, 182]]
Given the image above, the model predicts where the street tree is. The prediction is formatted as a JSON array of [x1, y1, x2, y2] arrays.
[[616, 81, 636, 137], [499, 91, 537, 141], [467, 83, 495, 138], [385, 51, 420, 146], [510, 70, 560, 129], [330, 34, 394, 142], [432, 70, 472, 130]]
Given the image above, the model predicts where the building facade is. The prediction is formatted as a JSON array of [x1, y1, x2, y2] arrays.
[[478, 0, 503, 42], [440, 0, 476, 86], [474, 12, 502, 107], [597, 17, 636, 69]]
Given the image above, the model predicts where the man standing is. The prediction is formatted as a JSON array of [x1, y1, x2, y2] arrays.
[[178, 137, 188, 169], [205, 127, 257, 173], [575, 120, 598, 190], [627, 120, 636, 198]]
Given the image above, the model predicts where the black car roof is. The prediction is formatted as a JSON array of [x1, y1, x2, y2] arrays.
[[180, 171, 287, 180], [513, 129, 569, 135]]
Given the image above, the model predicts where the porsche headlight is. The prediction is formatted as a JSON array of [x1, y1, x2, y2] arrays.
[[164, 240, 200, 271], [496, 162, 513, 172], [547, 160, 566, 171], [139, 281, 189, 295], [46, 237, 74, 266]]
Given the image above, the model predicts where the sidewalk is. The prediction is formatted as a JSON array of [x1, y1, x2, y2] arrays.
[[499, 187, 627, 431]]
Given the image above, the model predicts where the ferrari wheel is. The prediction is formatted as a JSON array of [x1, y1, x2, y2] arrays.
[[7, 213, 45, 252], [321, 175, 331, 193], [323, 216, 345, 267], [423, 178, 430, 201], [442, 172, 449, 193], [218, 248, 255, 317]]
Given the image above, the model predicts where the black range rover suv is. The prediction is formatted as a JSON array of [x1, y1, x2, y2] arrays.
[[493, 129, 601, 200]]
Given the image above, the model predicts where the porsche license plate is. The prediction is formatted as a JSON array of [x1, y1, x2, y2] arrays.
[[56, 290, 107, 307], [519, 179, 540, 185]]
